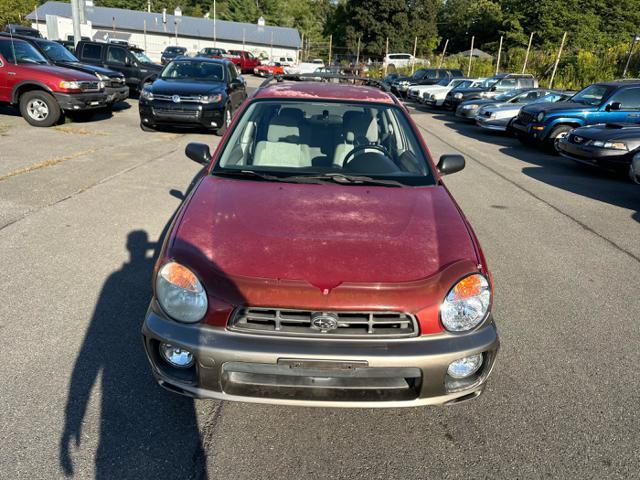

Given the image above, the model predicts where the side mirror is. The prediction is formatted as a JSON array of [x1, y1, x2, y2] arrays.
[[606, 102, 622, 111], [185, 142, 211, 166], [490, 85, 497, 92], [437, 154, 465, 176]]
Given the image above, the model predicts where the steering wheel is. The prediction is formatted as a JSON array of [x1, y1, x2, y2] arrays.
[[342, 144, 391, 167]]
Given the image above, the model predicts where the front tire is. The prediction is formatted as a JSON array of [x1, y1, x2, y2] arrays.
[[215, 105, 232, 136], [548, 125, 573, 153], [19, 90, 61, 127]]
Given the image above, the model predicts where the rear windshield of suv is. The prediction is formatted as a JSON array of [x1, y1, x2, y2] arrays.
[[215, 100, 435, 186]]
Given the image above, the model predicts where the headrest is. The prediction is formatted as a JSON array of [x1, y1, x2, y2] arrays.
[[343, 111, 378, 143], [267, 112, 300, 142]]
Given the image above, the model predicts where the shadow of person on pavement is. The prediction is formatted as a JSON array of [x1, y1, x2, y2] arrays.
[[59, 230, 207, 479]]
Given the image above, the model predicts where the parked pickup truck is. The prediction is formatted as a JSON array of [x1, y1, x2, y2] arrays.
[[1, 33, 128, 108], [227, 50, 261, 74], [509, 80, 640, 149], [75, 40, 162, 93], [0, 37, 108, 126]]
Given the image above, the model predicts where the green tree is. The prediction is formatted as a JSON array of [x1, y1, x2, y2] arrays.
[[1, 0, 37, 27]]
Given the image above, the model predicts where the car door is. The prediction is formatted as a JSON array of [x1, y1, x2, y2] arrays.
[[0, 51, 11, 102], [226, 63, 243, 110], [605, 87, 640, 123], [104, 45, 134, 84], [78, 42, 103, 67]]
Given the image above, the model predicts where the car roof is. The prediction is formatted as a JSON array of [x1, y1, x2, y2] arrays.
[[254, 81, 397, 105], [594, 79, 640, 88], [174, 56, 229, 65]]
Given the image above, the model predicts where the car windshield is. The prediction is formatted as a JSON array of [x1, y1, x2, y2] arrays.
[[533, 93, 564, 103], [161, 60, 224, 81], [37, 40, 78, 62], [165, 47, 186, 54], [495, 89, 528, 101], [570, 85, 613, 106], [454, 80, 472, 89], [413, 70, 436, 80], [0, 40, 47, 64], [435, 77, 451, 86], [480, 77, 499, 88], [215, 100, 435, 186], [132, 50, 153, 63]]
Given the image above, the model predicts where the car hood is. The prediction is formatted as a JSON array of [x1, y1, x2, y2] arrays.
[[28, 63, 99, 81], [460, 99, 495, 108], [150, 78, 225, 95], [482, 103, 521, 112], [571, 123, 640, 142], [171, 176, 477, 291], [521, 101, 597, 115], [55, 61, 122, 78]]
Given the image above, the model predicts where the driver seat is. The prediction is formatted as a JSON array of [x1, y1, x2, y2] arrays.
[[333, 111, 378, 167]]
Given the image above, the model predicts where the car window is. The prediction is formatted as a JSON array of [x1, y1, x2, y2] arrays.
[[131, 51, 152, 63], [0, 40, 47, 64], [571, 84, 614, 106], [37, 41, 78, 62], [161, 60, 224, 81], [106, 46, 127, 65], [496, 78, 517, 90], [81, 43, 102, 61], [610, 88, 640, 110], [227, 63, 237, 81], [215, 101, 435, 186]]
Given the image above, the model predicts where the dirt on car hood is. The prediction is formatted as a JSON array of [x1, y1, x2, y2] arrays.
[[170, 176, 477, 293]]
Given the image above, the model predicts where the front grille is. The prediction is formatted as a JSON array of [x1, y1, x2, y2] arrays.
[[229, 307, 419, 338], [518, 111, 534, 124], [153, 94, 202, 103], [152, 107, 200, 118], [79, 81, 101, 91], [109, 77, 125, 87]]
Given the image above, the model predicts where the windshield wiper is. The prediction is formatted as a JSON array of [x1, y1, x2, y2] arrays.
[[284, 173, 408, 187]]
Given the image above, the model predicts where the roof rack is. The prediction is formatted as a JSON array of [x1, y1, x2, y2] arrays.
[[258, 74, 285, 89], [611, 78, 640, 82]]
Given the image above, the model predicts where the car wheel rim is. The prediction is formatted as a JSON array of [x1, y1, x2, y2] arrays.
[[554, 131, 569, 151], [27, 99, 49, 121]]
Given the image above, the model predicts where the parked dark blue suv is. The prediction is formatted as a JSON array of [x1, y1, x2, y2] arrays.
[[509, 80, 640, 148]]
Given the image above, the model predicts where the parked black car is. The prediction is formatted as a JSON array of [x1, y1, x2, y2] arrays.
[[161, 46, 187, 65], [556, 123, 640, 173], [139, 57, 247, 135], [0, 33, 128, 108], [75, 40, 162, 93], [4, 23, 41, 38], [391, 68, 464, 97], [444, 73, 537, 110]]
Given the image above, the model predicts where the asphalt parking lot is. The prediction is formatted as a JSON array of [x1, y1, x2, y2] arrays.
[[1, 77, 639, 479]]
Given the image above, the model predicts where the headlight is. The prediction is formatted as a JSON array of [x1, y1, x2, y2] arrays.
[[59, 80, 81, 90], [156, 262, 208, 323], [199, 94, 222, 104], [98, 81, 105, 90], [140, 88, 154, 100], [462, 104, 478, 110], [536, 112, 544, 122], [454, 93, 463, 99], [95, 73, 110, 81], [591, 140, 628, 150], [440, 274, 491, 332]]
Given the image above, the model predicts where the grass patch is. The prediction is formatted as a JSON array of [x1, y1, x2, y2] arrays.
[[0, 149, 97, 182]]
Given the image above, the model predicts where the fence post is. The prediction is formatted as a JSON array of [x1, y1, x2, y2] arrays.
[[299, 31, 303, 62], [384, 37, 389, 76], [143, 19, 147, 52], [522, 32, 534, 74], [438, 38, 448, 69], [411, 36, 417, 74], [495, 35, 503, 75], [549, 31, 567, 89], [328, 34, 332, 66], [467, 36, 474, 77], [355, 36, 361, 71]]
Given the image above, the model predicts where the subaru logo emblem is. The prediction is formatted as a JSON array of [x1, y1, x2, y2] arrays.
[[172, 95, 181, 103], [311, 312, 339, 332]]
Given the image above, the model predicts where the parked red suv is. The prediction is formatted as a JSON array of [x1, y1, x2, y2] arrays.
[[227, 50, 261, 74], [142, 80, 499, 407], [0, 37, 108, 126]]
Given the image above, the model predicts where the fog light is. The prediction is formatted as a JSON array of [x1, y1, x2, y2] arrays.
[[210, 121, 217, 127], [447, 354, 483, 379], [159, 343, 194, 368]]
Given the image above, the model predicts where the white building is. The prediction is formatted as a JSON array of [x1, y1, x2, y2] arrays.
[[27, 1, 301, 63]]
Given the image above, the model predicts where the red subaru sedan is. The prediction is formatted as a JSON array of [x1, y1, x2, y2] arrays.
[[142, 81, 499, 407]]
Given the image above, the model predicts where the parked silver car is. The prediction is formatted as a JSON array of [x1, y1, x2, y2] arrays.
[[476, 91, 570, 131]]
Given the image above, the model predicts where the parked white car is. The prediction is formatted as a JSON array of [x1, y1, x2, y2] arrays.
[[283, 59, 325, 77], [407, 77, 468, 102], [424, 78, 486, 107], [383, 53, 414, 68], [273, 56, 296, 67]]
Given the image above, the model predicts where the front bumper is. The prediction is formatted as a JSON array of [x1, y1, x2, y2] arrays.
[[455, 107, 480, 121], [425, 98, 444, 107], [557, 138, 632, 169], [105, 85, 129, 104], [142, 304, 500, 408], [54, 91, 109, 111], [476, 116, 510, 131], [443, 97, 462, 110], [139, 100, 225, 128]]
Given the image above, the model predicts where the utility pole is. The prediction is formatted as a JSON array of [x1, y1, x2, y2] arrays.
[[243, 28, 246, 52], [71, 0, 82, 46], [143, 19, 147, 51], [522, 32, 534, 74], [467, 36, 474, 77], [411, 36, 417, 75], [213, 0, 216, 47], [355, 36, 361, 70], [270, 31, 273, 59], [328, 34, 332, 66], [623, 34, 640, 78], [495, 35, 503, 75], [437, 38, 448, 69], [549, 31, 567, 89], [300, 31, 304, 62]]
